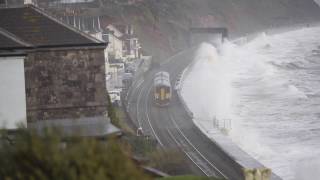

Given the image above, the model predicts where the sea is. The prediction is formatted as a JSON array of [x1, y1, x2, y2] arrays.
[[181, 26, 320, 180]]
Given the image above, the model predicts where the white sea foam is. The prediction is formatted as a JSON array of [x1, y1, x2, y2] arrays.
[[181, 26, 320, 180], [294, 157, 320, 180]]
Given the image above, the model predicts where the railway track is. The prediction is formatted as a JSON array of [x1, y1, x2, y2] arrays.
[[167, 112, 229, 179], [167, 128, 217, 177], [127, 48, 245, 180]]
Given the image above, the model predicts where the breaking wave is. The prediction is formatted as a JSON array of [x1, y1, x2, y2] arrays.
[[181, 26, 320, 179]]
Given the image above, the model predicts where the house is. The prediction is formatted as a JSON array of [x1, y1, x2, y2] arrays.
[[0, 5, 120, 137], [120, 25, 141, 60], [87, 24, 124, 76], [104, 24, 124, 60], [107, 58, 125, 90]]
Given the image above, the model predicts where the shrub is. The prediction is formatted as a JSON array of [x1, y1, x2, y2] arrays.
[[0, 128, 151, 180]]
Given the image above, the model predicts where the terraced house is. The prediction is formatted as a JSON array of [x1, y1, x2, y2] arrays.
[[0, 5, 120, 137]]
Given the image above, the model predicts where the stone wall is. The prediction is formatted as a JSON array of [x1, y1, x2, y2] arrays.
[[25, 48, 108, 122]]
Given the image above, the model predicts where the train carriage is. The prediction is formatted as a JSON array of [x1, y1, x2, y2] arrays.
[[153, 71, 172, 106]]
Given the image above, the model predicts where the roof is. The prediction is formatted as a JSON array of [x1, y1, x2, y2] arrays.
[[154, 78, 171, 87], [0, 28, 33, 56], [154, 71, 171, 87], [0, 28, 31, 49], [0, 5, 106, 48], [155, 71, 170, 78], [28, 116, 121, 138]]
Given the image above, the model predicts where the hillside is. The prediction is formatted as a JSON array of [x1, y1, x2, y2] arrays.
[[98, 0, 320, 60], [46, 0, 320, 60]]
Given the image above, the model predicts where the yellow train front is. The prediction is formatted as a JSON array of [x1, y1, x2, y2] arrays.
[[153, 71, 172, 106]]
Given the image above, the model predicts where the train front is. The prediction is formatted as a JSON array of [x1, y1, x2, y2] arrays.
[[153, 72, 172, 107]]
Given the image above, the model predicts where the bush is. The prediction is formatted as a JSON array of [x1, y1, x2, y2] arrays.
[[106, 93, 120, 127], [0, 128, 151, 180]]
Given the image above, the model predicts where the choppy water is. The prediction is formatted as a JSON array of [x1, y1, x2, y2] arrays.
[[181, 26, 320, 180]]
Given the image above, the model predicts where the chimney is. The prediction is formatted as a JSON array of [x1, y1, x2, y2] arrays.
[[24, 0, 32, 4]]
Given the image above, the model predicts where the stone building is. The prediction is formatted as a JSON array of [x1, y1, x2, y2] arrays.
[[0, 5, 117, 136]]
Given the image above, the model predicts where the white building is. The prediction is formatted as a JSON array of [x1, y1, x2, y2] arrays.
[[88, 23, 143, 91], [0, 57, 27, 129], [0, 28, 29, 129], [104, 24, 124, 60], [121, 25, 141, 60], [88, 24, 126, 76]]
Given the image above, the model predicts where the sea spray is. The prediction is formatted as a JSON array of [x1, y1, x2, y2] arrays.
[[181, 26, 320, 179], [181, 43, 233, 123]]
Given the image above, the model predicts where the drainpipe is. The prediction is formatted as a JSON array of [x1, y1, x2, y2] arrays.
[[78, 16, 81, 30], [93, 17, 96, 30], [98, 16, 101, 31], [73, 13, 76, 27]]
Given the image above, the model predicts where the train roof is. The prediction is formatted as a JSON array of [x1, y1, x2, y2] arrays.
[[155, 71, 170, 78], [154, 71, 171, 87], [154, 77, 171, 86]]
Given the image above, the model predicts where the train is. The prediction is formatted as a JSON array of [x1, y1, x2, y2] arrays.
[[153, 71, 172, 106]]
